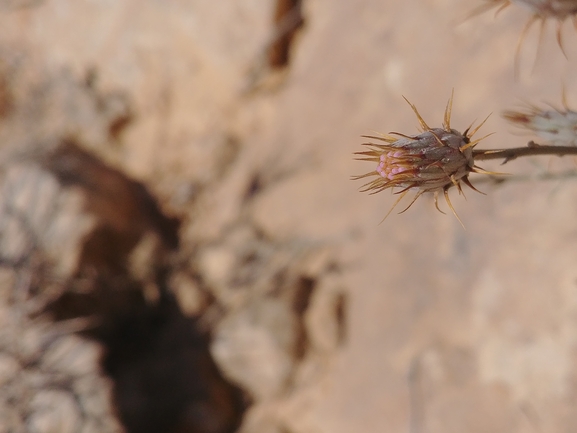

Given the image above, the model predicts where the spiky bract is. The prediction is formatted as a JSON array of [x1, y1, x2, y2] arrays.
[[503, 100, 577, 146], [353, 93, 493, 224], [472, 0, 577, 62]]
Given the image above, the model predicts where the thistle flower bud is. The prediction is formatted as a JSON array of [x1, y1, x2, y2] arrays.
[[513, 0, 577, 20], [354, 94, 492, 223], [503, 103, 577, 146], [368, 128, 474, 193], [470, 0, 577, 72]]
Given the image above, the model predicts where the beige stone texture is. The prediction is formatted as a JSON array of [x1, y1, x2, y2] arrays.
[[2, 0, 577, 432]]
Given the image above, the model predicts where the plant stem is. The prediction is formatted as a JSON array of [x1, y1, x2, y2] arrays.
[[473, 141, 577, 164]]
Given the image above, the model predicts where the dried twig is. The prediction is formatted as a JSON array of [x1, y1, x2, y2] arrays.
[[473, 141, 577, 164]]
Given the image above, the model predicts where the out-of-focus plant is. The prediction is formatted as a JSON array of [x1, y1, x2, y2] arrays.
[[503, 96, 577, 146], [468, 0, 577, 74]]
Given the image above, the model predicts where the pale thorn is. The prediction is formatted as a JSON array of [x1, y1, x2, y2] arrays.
[[443, 89, 455, 131], [388, 131, 418, 140], [493, 0, 510, 17], [514, 14, 539, 79], [378, 190, 409, 224], [429, 129, 446, 147], [460, 132, 495, 151], [433, 190, 446, 214], [557, 21, 568, 59], [456, 180, 466, 199], [471, 165, 509, 176], [398, 190, 426, 214], [402, 96, 431, 131], [362, 132, 398, 143], [530, 18, 547, 76], [449, 174, 460, 189], [462, 176, 486, 195], [459, 0, 511, 24], [444, 187, 465, 229], [467, 113, 492, 139]]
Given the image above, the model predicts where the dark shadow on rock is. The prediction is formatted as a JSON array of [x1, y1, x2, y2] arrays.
[[92, 288, 246, 433], [0, 134, 246, 432]]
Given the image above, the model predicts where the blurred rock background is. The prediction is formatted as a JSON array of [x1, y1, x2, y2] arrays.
[[1, 0, 577, 432]]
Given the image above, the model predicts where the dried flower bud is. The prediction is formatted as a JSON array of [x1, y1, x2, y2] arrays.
[[471, 0, 577, 24], [513, 0, 577, 20], [368, 129, 473, 192], [470, 0, 577, 71], [354, 94, 492, 223], [503, 102, 577, 146]]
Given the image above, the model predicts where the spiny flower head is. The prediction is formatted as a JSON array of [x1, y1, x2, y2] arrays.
[[473, 0, 577, 24], [513, 0, 577, 20], [471, 0, 577, 61], [503, 99, 577, 146], [353, 93, 493, 224], [369, 129, 474, 192]]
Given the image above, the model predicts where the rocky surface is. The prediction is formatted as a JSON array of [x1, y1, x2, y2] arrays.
[[1, 0, 577, 432]]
